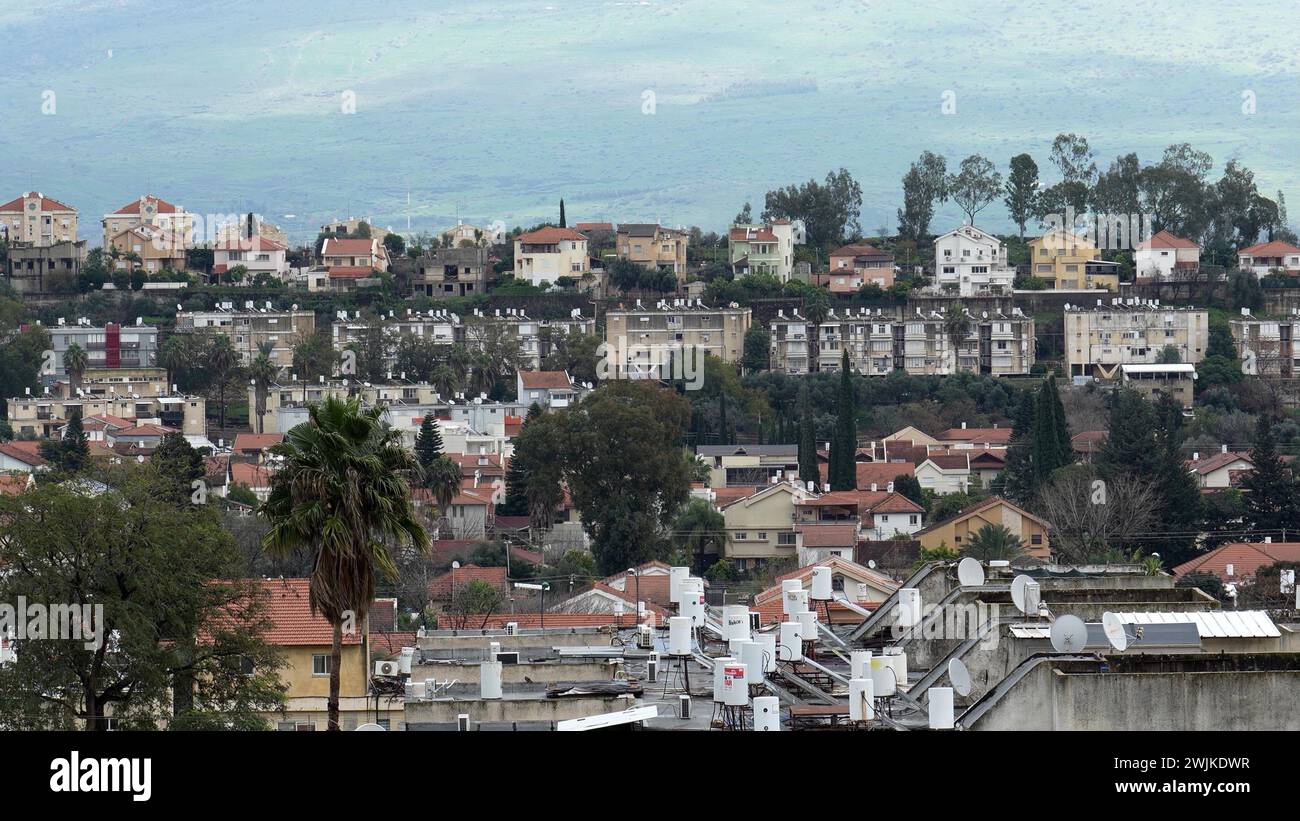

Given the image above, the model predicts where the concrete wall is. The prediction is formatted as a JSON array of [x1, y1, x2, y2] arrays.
[[416, 631, 607, 661], [405, 694, 632, 725], [411, 660, 619, 686]]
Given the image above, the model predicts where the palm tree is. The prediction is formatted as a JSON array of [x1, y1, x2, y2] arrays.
[[64, 342, 88, 395], [942, 304, 971, 374], [674, 499, 726, 573], [209, 335, 240, 433], [159, 335, 190, 391], [261, 397, 430, 730], [423, 456, 463, 535], [430, 364, 461, 400], [249, 342, 280, 434], [963, 524, 1027, 561]]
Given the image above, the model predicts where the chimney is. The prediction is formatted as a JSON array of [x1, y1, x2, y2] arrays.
[[1221, 444, 1228, 454], [1264, 537, 1272, 544], [887, 481, 894, 493], [961, 421, 967, 430], [870, 483, 877, 492], [1192, 453, 1198, 461]]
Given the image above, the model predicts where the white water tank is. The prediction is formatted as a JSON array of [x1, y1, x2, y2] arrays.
[[781, 578, 803, 595], [797, 610, 817, 640], [810, 566, 833, 600], [680, 587, 705, 626], [712, 656, 736, 703], [779, 622, 803, 661], [752, 696, 780, 731], [480, 661, 503, 699], [670, 566, 689, 604], [898, 588, 923, 628], [489, 641, 501, 659], [668, 616, 693, 656], [850, 649, 872, 680], [870, 656, 896, 697], [885, 647, 908, 690], [755, 632, 778, 672], [399, 646, 415, 674], [721, 662, 748, 706], [928, 686, 955, 729], [723, 605, 750, 642], [740, 641, 765, 684], [849, 677, 875, 721]]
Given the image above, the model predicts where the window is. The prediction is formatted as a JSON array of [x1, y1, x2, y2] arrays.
[[312, 654, 332, 676], [910, 514, 918, 525], [778, 532, 797, 546], [735, 532, 747, 540], [757, 532, 767, 540], [1031, 534, 1043, 546]]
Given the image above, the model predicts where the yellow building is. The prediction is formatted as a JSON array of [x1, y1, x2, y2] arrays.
[[102, 194, 194, 250], [720, 482, 818, 571], [914, 496, 1050, 559], [1027, 231, 1118, 291], [616, 223, 688, 278], [0, 191, 78, 245]]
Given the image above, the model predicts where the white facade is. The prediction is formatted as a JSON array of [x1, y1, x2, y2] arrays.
[[933, 225, 1015, 295]]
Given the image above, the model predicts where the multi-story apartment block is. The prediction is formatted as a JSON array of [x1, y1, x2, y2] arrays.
[[48, 367, 172, 400], [513, 227, 589, 287], [1134, 230, 1201, 283], [106, 224, 188, 273], [102, 194, 194, 250], [7, 390, 206, 440], [1237, 240, 1300, 276], [0, 192, 77, 245], [409, 246, 490, 297], [729, 219, 804, 282], [616, 224, 688, 277], [933, 225, 1015, 295], [3, 240, 86, 295], [43, 319, 160, 375], [768, 310, 813, 374], [175, 306, 316, 367], [827, 243, 895, 292], [1026, 231, 1118, 291], [1065, 300, 1209, 379], [1230, 312, 1300, 377], [774, 306, 1034, 376], [604, 300, 752, 372]]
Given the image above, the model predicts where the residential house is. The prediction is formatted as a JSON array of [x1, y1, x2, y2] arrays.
[[1134, 230, 1201, 283], [1187, 448, 1254, 489], [513, 227, 589, 287], [102, 194, 194, 251], [616, 223, 688, 277], [1231, 314, 1300, 378], [729, 219, 803, 282], [3, 240, 87, 295], [1064, 301, 1208, 379], [213, 236, 290, 281], [6, 391, 205, 441], [768, 310, 813, 374], [751, 557, 898, 625], [937, 424, 1012, 449], [321, 236, 389, 274], [106, 225, 187, 273], [1172, 539, 1300, 585], [232, 433, 284, 462], [440, 221, 492, 247], [228, 462, 275, 502], [914, 454, 971, 494], [914, 496, 1051, 558], [697, 444, 800, 488], [0, 191, 77, 245], [516, 371, 580, 409], [1237, 240, 1300, 275], [720, 481, 817, 571], [320, 218, 389, 244], [0, 472, 34, 496], [409, 246, 490, 297], [827, 243, 895, 292], [1027, 231, 1117, 291], [0, 442, 45, 473], [933, 225, 1015, 295]]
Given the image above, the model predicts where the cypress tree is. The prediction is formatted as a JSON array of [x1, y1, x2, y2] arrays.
[[1242, 413, 1300, 535], [414, 414, 444, 473], [559, 199, 567, 228], [828, 349, 857, 491], [1000, 388, 1036, 502]]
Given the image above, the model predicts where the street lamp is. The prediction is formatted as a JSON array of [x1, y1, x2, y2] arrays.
[[450, 561, 460, 618], [627, 566, 641, 623]]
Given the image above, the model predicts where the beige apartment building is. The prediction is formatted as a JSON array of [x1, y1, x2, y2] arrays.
[[320, 217, 390, 244], [769, 305, 1035, 376], [249, 378, 444, 436], [102, 195, 194, 249], [604, 301, 751, 370], [1065, 301, 1209, 379], [616, 224, 688, 277], [106, 225, 188, 272], [1230, 314, 1300, 378], [175, 308, 316, 367], [0, 192, 78, 245], [721, 482, 818, 571], [49, 367, 172, 400], [6, 392, 206, 440]]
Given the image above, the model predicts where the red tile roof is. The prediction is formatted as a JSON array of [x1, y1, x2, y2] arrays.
[[517, 227, 587, 244], [462, 613, 643, 629], [938, 427, 1012, 445], [327, 266, 377, 279], [830, 243, 891, 259], [230, 462, 273, 488], [1071, 430, 1108, 453], [1188, 451, 1253, 475], [1239, 240, 1300, 257], [428, 564, 508, 599], [215, 236, 287, 252], [574, 222, 614, 231], [797, 523, 858, 548], [257, 578, 363, 646], [729, 227, 777, 242], [0, 473, 33, 496], [920, 454, 971, 471], [519, 371, 572, 390], [0, 441, 45, 466], [1173, 542, 1300, 583], [321, 237, 378, 256], [108, 194, 180, 215], [0, 192, 76, 213], [1136, 230, 1199, 250], [233, 433, 283, 453], [370, 631, 418, 658]]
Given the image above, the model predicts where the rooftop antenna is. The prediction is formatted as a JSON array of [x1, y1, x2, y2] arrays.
[[956, 557, 985, 587], [1049, 615, 1088, 653], [1102, 611, 1129, 652]]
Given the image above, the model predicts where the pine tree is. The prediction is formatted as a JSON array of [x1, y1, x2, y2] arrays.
[[797, 387, 819, 488], [1242, 414, 1300, 536], [828, 349, 857, 491], [414, 414, 444, 473]]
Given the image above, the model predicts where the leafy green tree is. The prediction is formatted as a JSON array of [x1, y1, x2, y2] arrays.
[[152, 431, 205, 507], [963, 523, 1027, 561], [40, 408, 90, 475], [0, 470, 286, 730], [1004, 154, 1040, 239], [292, 332, 337, 385], [762, 167, 863, 250], [797, 386, 819, 487], [742, 324, 771, 373], [1241, 414, 1300, 535], [893, 474, 924, 507], [674, 498, 726, 573], [382, 232, 406, 259], [64, 342, 88, 394], [947, 154, 1003, 225], [208, 335, 240, 432], [897, 151, 948, 243], [226, 483, 258, 507], [249, 342, 279, 434], [828, 350, 857, 491], [261, 397, 430, 730], [448, 579, 503, 629]]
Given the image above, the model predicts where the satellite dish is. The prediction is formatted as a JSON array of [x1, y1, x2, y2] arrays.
[[948, 658, 972, 697], [1010, 574, 1034, 613], [957, 557, 985, 587], [868, 560, 877, 569], [1102, 612, 1129, 652], [355, 723, 386, 731], [1050, 615, 1088, 653]]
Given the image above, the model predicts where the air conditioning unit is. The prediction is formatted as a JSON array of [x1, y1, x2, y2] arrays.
[[504, 622, 518, 636], [647, 653, 659, 683], [374, 660, 401, 677], [677, 694, 691, 720]]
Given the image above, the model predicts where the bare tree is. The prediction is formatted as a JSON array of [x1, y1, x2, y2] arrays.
[[1037, 471, 1159, 564]]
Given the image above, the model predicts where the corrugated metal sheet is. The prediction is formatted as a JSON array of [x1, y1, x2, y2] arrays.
[[1111, 610, 1280, 639]]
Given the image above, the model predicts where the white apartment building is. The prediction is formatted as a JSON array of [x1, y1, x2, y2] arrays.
[[1065, 299, 1209, 379], [933, 225, 1015, 295]]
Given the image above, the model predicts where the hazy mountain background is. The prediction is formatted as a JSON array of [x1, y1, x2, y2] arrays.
[[2, 0, 1298, 243]]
